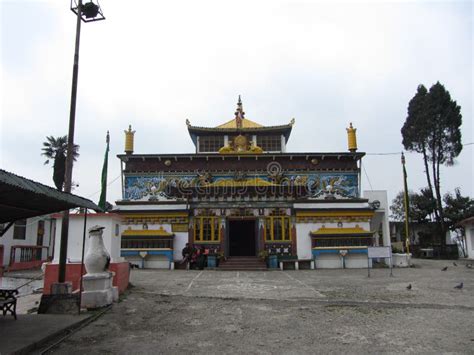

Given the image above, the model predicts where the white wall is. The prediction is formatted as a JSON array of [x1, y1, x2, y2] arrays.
[[0, 216, 55, 267], [296, 220, 372, 262], [466, 226, 474, 259], [363, 190, 391, 248], [173, 232, 188, 261], [296, 224, 313, 260], [53, 213, 124, 264]]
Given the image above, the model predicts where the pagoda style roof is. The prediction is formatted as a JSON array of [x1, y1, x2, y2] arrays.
[[186, 96, 294, 143]]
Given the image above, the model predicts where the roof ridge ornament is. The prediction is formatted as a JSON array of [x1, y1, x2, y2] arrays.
[[346, 122, 358, 152], [234, 95, 245, 129]]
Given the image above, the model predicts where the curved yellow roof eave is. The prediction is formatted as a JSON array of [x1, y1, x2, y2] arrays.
[[310, 226, 372, 235], [207, 178, 277, 187], [122, 229, 174, 237]]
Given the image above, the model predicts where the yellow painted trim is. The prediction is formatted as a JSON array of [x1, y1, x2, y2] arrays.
[[122, 212, 188, 219], [208, 178, 276, 187], [270, 217, 274, 241], [194, 216, 220, 243], [122, 229, 174, 237], [296, 211, 374, 218], [264, 216, 291, 242], [171, 223, 188, 232], [311, 226, 371, 235]]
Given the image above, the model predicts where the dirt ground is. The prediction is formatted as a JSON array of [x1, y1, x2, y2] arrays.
[[47, 259, 474, 354]]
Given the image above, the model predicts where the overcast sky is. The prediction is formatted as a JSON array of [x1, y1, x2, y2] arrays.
[[1, 0, 472, 210]]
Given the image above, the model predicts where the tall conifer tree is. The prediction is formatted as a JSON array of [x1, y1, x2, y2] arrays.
[[401, 82, 463, 246]]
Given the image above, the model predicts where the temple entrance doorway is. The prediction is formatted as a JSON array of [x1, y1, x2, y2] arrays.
[[228, 220, 256, 256]]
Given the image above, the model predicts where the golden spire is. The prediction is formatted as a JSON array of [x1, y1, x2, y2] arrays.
[[346, 122, 358, 152], [124, 125, 135, 155], [234, 95, 245, 129]]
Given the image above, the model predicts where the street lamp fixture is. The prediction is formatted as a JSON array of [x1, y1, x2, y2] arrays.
[[71, 0, 105, 22], [57, 0, 105, 285]]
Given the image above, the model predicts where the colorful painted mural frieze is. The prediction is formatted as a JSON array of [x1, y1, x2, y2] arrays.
[[123, 173, 359, 201]]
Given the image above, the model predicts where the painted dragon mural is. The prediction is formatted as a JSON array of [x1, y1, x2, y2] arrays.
[[123, 173, 359, 201]]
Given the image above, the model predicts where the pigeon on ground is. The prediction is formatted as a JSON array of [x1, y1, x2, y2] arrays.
[[454, 282, 463, 290], [406, 284, 412, 290], [453, 262, 457, 266], [441, 266, 448, 271]]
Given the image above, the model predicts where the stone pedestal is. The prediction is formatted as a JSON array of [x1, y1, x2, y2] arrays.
[[38, 282, 79, 314], [81, 271, 118, 309], [80, 225, 118, 309], [392, 253, 412, 267], [51, 282, 72, 294]]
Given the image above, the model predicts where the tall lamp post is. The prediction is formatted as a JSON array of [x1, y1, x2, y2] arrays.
[[57, 0, 105, 285]]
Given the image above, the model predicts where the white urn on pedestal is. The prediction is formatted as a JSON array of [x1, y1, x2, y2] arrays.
[[81, 225, 118, 309]]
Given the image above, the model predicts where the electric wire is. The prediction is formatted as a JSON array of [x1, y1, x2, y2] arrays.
[[365, 142, 473, 155], [362, 162, 373, 191], [85, 174, 121, 198]]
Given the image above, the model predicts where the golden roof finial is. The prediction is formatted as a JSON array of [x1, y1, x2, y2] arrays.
[[124, 125, 136, 155], [346, 122, 357, 152], [235, 95, 245, 129]]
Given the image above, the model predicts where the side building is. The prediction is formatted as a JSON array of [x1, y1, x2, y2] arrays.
[[115, 98, 390, 269]]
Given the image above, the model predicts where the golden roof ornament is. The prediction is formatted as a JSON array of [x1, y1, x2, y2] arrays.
[[234, 95, 245, 129], [124, 125, 136, 155], [346, 122, 358, 152], [218, 134, 263, 154]]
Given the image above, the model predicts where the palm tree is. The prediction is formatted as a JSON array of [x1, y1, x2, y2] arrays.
[[41, 135, 80, 191]]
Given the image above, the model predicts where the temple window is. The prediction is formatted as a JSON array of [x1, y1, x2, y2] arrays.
[[13, 219, 27, 240], [312, 237, 373, 248], [198, 136, 224, 152], [257, 135, 282, 152], [121, 238, 172, 249], [264, 216, 291, 242], [194, 217, 220, 242]]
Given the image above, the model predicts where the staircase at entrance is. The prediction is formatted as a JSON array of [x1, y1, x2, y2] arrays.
[[218, 256, 267, 271]]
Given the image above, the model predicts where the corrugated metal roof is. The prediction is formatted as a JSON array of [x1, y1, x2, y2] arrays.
[[0, 169, 101, 223]]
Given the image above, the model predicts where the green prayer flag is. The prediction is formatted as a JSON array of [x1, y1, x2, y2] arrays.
[[98, 131, 110, 211]]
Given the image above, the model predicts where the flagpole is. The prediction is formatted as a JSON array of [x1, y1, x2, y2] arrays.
[[98, 131, 110, 211], [401, 152, 410, 255]]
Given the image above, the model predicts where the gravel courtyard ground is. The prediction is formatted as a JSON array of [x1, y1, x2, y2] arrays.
[[47, 259, 473, 354]]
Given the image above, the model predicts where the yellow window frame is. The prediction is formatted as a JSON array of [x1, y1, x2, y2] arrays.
[[264, 216, 291, 242], [194, 216, 220, 243]]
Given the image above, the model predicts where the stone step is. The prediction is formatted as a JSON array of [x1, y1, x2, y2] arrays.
[[216, 268, 269, 271], [218, 256, 267, 271], [219, 264, 266, 268]]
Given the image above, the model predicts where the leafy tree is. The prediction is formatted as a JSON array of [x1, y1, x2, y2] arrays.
[[41, 136, 80, 191], [401, 82, 463, 246], [390, 188, 435, 224]]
